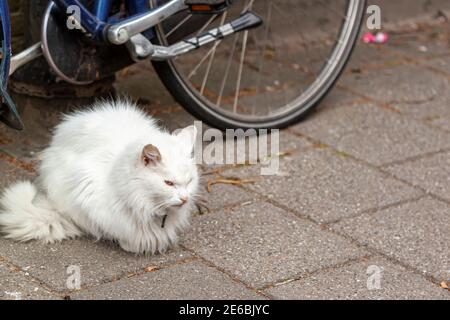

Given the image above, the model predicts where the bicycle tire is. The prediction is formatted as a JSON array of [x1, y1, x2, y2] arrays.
[[152, 0, 367, 130]]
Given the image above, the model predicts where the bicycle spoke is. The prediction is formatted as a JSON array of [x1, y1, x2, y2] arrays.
[[253, 0, 273, 115], [233, 29, 249, 114], [270, 2, 330, 78], [200, 12, 228, 95], [242, 0, 255, 13], [186, 13, 224, 80], [196, 14, 218, 35], [188, 42, 221, 79], [230, 0, 255, 114], [166, 14, 193, 38], [317, 0, 348, 19], [217, 33, 239, 107]]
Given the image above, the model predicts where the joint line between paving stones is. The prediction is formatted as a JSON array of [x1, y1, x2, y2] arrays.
[[227, 172, 426, 228], [287, 129, 450, 208], [258, 254, 375, 292], [379, 147, 450, 168], [335, 82, 450, 135], [64, 256, 199, 296], [418, 61, 450, 81], [328, 223, 450, 291], [179, 244, 272, 300], [323, 194, 428, 225], [317, 97, 370, 111], [196, 198, 262, 216], [0, 254, 66, 299], [2, 250, 199, 297]]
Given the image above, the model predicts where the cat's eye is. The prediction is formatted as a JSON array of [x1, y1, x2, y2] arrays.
[[164, 180, 175, 187]]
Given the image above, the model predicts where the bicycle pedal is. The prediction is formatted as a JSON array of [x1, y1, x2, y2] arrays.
[[186, 0, 233, 14], [149, 11, 262, 60]]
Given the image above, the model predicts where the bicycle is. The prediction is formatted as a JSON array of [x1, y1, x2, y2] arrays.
[[0, 0, 367, 131]]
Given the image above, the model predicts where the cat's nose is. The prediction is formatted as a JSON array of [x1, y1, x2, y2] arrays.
[[179, 196, 188, 205]]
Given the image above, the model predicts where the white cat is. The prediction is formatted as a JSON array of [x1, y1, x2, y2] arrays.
[[0, 100, 199, 254]]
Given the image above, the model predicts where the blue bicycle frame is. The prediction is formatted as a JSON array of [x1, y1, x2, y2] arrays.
[[0, 0, 11, 86], [0, 0, 23, 129], [53, 0, 159, 41], [0, 0, 257, 129], [0, 0, 163, 129]]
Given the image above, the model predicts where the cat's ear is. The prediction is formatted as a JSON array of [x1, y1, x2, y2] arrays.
[[141, 144, 161, 166], [175, 125, 197, 153]]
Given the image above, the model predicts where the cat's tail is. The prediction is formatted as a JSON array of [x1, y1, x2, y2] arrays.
[[0, 181, 81, 243]]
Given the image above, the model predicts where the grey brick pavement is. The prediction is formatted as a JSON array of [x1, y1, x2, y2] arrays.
[[333, 197, 450, 282], [265, 256, 449, 300], [71, 261, 265, 300], [183, 202, 366, 288]]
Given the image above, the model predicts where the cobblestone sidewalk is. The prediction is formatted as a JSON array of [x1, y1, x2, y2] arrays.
[[1, 1, 450, 300]]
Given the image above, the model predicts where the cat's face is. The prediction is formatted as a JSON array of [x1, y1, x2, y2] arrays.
[[136, 125, 199, 214]]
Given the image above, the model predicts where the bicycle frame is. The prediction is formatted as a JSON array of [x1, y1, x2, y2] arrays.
[[0, 0, 11, 88], [0, 0, 261, 129], [0, 0, 23, 130], [0, 0, 177, 130], [53, 0, 179, 42]]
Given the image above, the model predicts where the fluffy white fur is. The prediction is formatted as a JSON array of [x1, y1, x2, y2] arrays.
[[0, 101, 199, 254]]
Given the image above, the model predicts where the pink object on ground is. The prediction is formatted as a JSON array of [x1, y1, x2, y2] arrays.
[[362, 32, 376, 43], [362, 32, 388, 44], [374, 32, 388, 44]]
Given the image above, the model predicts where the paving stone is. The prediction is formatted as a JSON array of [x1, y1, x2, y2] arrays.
[[369, 0, 450, 26], [263, 131, 312, 153], [292, 103, 450, 166], [0, 237, 191, 292], [0, 278, 58, 300], [115, 62, 176, 107], [340, 64, 450, 104], [393, 95, 450, 131], [199, 130, 311, 172], [266, 256, 449, 300], [0, 260, 17, 278], [385, 151, 450, 201], [176, 25, 338, 109], [197, 183, 255, 213], [183, 201, 366, 288], [153, 108, 197, 132], [345, 42, 405, 74], [312, 87, 364, 112], [430, 116, 450, 131], [383, 25, 450, 60], [0, 93, 95, 160], [422, 57, 450, 76], [0, 160, 36, 190], [183, 51, 310, 110], [0, 261, 60, 300], [333, 197, 450, 282], [388, 61, 450, 130], [205, 44, 365, 117], [71, 261, 264, 300], [222, 148, 421, 223]]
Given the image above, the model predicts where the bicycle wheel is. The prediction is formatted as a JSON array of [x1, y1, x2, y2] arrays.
[[151, 0, 367, 130]]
